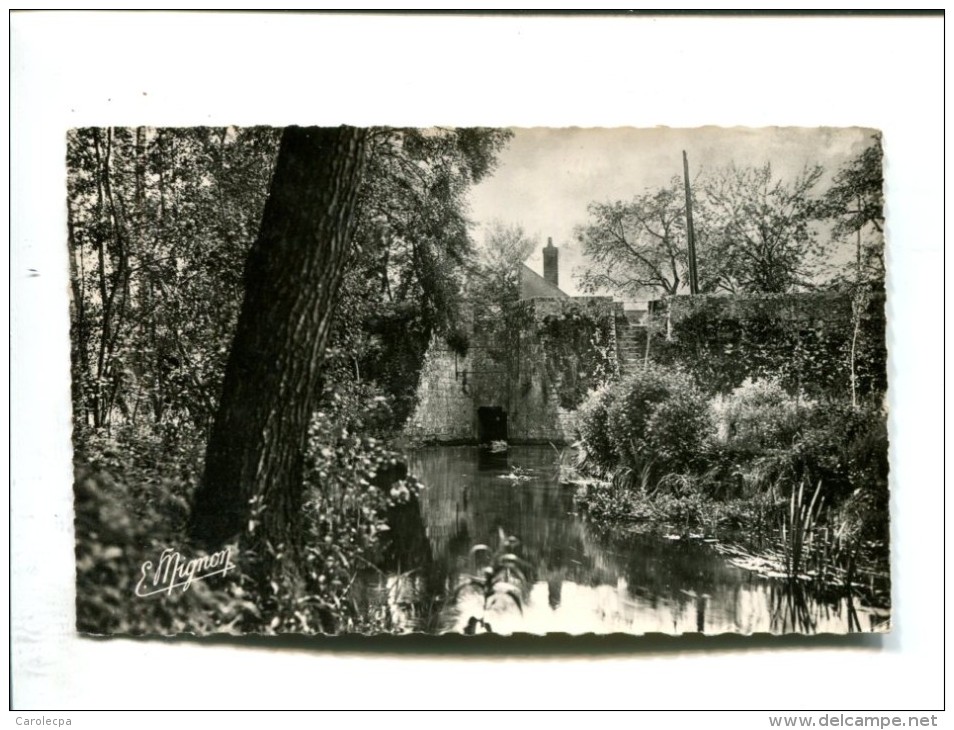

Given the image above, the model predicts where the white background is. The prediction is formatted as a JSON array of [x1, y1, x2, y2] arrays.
[[9, 11, 946, 717]]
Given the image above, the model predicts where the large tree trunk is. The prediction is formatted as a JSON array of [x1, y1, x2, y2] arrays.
[[189, 127, 369, 579]]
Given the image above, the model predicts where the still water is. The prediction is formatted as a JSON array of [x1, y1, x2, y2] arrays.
[[365, 446, 887, 635]]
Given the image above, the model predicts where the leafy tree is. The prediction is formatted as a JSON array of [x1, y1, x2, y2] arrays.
[[824, 136, 884, 238], [67, 126, 511, 440], [699, 163, 827, 293], [821, 135, 885, 286], [470, 221, 537, 320], [329, 127, 513, 423], [68, 124, 514, 630], [189, 126, 512, 573], [575, 178, 693, 298], [478, 221, 537, 289], [353, 128, 512, 333], [817, 136, 886, 405], [67, 126, 279, 434], [575, 164, 829, 297]]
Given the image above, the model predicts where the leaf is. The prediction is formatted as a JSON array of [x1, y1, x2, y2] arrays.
[[505, 565, 528, 586], [496, 553, 523, 566], [491, 582, 524, 614], [451, 577, 485, 598]]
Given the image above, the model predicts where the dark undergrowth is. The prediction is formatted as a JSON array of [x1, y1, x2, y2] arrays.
[[74, 382, 420, 636]]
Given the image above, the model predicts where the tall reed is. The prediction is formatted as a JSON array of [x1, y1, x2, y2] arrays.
[[781, 480, 824, 579]]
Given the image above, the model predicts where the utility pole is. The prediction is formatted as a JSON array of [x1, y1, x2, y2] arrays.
[[683, 150, 699, 295]]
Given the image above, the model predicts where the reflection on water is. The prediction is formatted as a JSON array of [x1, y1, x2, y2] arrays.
[[365, 446, 887, 635]]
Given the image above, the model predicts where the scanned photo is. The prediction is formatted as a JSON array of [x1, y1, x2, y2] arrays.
[[69, 126, 889, 636]]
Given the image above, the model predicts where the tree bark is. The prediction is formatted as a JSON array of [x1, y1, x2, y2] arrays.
[[189, 127, 369, 574]]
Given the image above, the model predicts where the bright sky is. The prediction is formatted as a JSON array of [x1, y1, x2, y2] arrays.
[[468, 127, 876, 297]]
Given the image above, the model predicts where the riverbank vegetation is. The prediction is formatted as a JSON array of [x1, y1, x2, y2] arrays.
[[568, 135, 888, 610], [569, 369, 890, 609]]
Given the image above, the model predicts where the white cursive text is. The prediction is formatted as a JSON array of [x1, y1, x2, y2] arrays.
[[136, 547, 236, 597]]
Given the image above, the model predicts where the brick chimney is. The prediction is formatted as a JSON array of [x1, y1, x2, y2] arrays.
[[543, 237, 559, 288]]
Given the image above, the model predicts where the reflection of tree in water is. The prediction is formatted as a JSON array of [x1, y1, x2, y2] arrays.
[[376, 492, 478, 633], [357, 459, 457, 632], [589, 521, 871, 634], [768, 578, 865, 634], [587, 526, 743, 629], [408, 446, 599, 619], [368, 446, 874, 634]]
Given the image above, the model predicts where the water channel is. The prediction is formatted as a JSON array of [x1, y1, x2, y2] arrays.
[[362, 445, 888, 635]]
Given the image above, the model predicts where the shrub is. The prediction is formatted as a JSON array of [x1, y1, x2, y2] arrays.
[[573, 480, 653, 524], [74, 382, 418, 636], [576, 384, 619, 473], [74, 454, 257, 636], [254, 382, 420, 633], [605, 367, 713, 479], [647, 387, 715, 474], [792, 402, 889, 508], [701, 379, 819, 502], [708, 382, 888, 514], [713, 378, 812, 456]]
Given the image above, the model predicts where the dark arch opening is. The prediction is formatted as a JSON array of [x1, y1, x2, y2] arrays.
[[477, 406, 508, 443]]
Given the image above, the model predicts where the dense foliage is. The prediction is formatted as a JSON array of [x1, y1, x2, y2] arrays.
[[539, 308, 618, 409], [342, 128, 513, 426], [67, 126, 511, 437], [712, 378, 807, 457], [68, 127, 280, 435], [577, 367, 712, 481], [650, 293, 887, 400], [247, 381, 422, 634], [573, 368, 889, 598], [74, 398, 420, 635], [69, 126, 511, 635], [73, 428, 245, 635]]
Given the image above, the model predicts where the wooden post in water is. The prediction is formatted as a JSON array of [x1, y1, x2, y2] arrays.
[[683, 150, 699, 295]]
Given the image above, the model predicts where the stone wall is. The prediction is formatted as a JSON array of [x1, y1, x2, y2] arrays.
[[402, 339, 476, 443], [649, 291, 887, 398], [404, 297, 623, 445], [403, 330, 512, 443], [403, 289, 887, 445], [506, 297, 621, 444]]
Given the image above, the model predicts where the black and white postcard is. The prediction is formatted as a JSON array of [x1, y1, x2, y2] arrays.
[[68, 125, 890, 637], [14, 9, 947, 716]]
